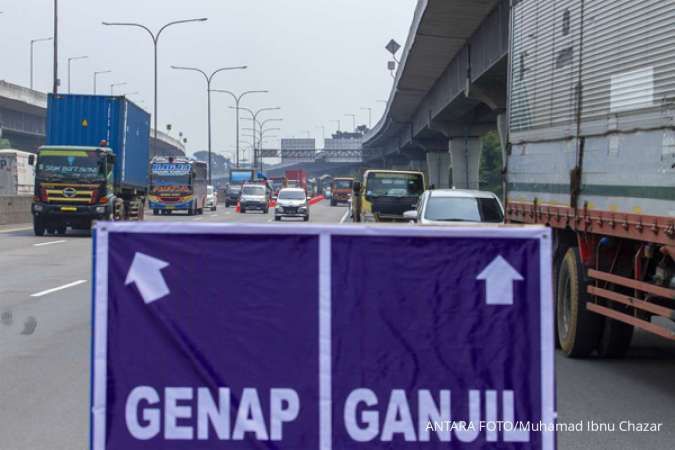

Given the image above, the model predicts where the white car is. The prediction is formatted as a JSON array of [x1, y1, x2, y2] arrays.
[[404, 189, 504, 225], [275, 188, 310, 222], [205, 185, 218, 211]]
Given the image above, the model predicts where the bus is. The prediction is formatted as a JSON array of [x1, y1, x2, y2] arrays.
[[149, 157, 208, 216]]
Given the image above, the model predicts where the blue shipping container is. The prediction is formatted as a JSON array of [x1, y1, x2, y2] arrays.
[[46, 94, 150, 190]]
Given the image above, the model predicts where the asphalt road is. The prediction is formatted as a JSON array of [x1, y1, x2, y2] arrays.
[[0, 201, 673, 449]]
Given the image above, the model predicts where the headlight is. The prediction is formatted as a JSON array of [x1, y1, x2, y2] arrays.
[[299, 206, 307, 211], [96, 206, 107, 214], [33, 204, 44, 212], [276, 204, 283, 210]]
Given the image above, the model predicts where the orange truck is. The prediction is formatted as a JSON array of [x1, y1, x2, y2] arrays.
[[330, 177, 354, 206]]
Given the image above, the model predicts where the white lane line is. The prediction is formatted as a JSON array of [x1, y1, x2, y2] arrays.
[[193, 217, 204, 221], [31, 280, 88, 298], [0, 226, 33, 233], [33, 240, 66, 247], [340, 209, 350, 224]]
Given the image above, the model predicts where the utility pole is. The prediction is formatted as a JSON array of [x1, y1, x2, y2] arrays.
[[53, 0, 59, 94]]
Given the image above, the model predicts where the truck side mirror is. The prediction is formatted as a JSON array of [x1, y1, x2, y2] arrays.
[[28, 155, 36, 166]]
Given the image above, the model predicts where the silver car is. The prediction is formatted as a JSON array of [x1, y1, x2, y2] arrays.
[[239, 184, 269, 214], [404, 189, 504, 225], [275, 188, 310, 222]]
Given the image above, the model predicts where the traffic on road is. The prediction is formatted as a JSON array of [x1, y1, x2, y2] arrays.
[[1, 1, 674, 450]]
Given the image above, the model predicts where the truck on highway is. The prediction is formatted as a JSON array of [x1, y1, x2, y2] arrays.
[[229, 168, 255, 186], [330, 177, 354, 206], [148, 157, 208, 215], [506, 0, 675, 357], [352, 170, 425, 222], [31, 95, 150, 236], [285, 169, 308, 193], [0, 149, 36, 196]]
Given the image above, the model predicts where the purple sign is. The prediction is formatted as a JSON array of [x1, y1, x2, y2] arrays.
[[92, 224, 555, 450]]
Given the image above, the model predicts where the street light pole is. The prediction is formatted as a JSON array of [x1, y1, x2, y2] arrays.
[[345, 114, 357, 132], [235, 106, 281, 170], [53, 0, 58, 94], [102, 18, 208, 143], [30, 37, 53, 90], [331, 120, 342, 134], [212, 90, 268, 168], [93, 70, 111, 94], [67, 56, 88, 94], [171, 66, 247, 184], [110, 82, 127, 95], [360, 107, 373, 129]]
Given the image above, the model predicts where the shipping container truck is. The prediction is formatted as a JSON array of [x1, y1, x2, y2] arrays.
[[0, 150, 36, 196], [31, 94, 150, 236], [506, 0, 675, 357], [229, 168, 255, 186], [285, 169, 308, 193]]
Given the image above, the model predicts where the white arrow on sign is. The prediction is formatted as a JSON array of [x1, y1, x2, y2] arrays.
[[125, 252, 170, 304], [476, 255, 524, 306]]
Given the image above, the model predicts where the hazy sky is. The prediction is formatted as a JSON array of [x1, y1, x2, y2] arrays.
[[1, 0, 416, 160]]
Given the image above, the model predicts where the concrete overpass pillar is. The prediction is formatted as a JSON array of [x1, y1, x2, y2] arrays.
[[449, 137, 482, 190], [426, 151, 451, 189]]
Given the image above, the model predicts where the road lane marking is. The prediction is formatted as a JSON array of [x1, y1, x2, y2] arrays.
[[33, 240, 66, 247], [31, 280, 88, 298], [0, 226, 33, 233], [340, 210, 350, 224], [194, 217, 204, 221]]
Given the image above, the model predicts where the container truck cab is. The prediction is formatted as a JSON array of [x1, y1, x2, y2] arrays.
[[32, 145, 119, 235], [352, 170, 425, 223]]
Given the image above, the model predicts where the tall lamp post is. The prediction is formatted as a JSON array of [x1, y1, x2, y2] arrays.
[[234, 106, 281, 169], [345, 113, 357, 132], [93, 70, 111, 94], [360, 107, 373, 129], [171, 66, 247, 184], [331, 119, 342, 135], [67, 55, 88, 93], [212, 89, 268, 168], [102, 17, 208, 142], [110, 82, 127, 95], [30, 37, 53, 90]]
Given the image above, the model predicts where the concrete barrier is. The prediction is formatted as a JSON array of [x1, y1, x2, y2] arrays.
[[0, 195, 32, 226]]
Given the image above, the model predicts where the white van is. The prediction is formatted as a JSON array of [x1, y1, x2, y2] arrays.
[[0, 149, 36, 196]]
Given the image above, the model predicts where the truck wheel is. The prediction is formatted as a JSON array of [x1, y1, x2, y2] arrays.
[[331, 199, 336, 207], [597, 315, 634, 358], [556, 248, 603, 358], [153, 210, 159, 216], [33, 219, 45, 237], [56, 226, 67, 235]]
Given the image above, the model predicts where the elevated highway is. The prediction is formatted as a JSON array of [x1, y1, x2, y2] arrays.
[[363, 0, 509, 190], [0, 80, 186, 157]]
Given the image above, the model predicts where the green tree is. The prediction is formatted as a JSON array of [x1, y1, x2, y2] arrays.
[[480, 131, 503, 198], [0, 138, 11, 149]]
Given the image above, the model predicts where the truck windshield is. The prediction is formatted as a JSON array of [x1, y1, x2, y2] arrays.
[[37, 151, 104, 180], [366, 173, 423, 197], [334, 180, 353, 189], [425, 197, 504, 223]]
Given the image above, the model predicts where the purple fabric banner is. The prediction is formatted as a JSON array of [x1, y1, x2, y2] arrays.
[[91, 224, 554, 450]]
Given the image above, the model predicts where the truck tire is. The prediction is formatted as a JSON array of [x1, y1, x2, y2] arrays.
[[556, 247, 603, 358], [331, 199, 336, 207], [56, 226, 67, 235], [33, 219, 45, 237], [597, 315, 634, 358], [153, 210, 159, 216]]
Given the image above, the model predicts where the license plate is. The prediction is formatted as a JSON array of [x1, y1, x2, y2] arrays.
[[60, 207, 77, 212]]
